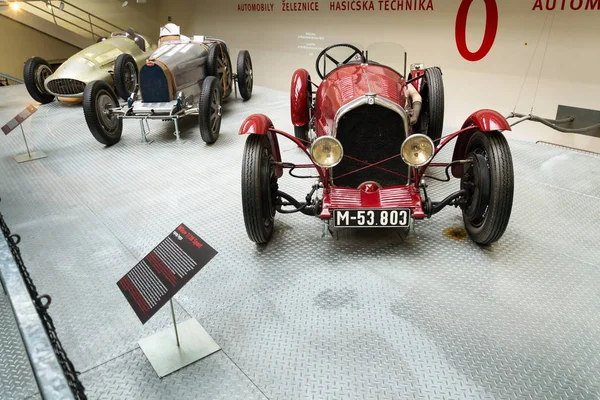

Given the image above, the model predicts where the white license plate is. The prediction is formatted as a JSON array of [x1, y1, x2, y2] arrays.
[[333, 209, 411, 228]]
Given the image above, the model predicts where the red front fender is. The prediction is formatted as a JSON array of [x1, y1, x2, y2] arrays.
[[461, 109, 511, 132], [239, 113, 274, 135], [239, 114, 283, 177], [290, 68, 311, 127], [451, 109, 511, 177]]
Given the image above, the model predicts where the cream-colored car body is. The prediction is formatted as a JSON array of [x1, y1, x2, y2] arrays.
[[44, 33, 155, 98]]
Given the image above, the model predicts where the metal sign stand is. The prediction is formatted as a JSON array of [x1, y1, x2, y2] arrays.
[[3, 105, 46, 163], [138, 299, 220, 378], [120, 224, 219, 378], [13, 124, 47, 164]]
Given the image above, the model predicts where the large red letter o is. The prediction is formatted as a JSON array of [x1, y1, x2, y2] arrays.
[[455, 0, 499, 62]]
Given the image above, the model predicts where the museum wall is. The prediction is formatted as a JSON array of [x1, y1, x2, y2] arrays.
[[158, 0, 600, 149], [0, 15, 80, 79], [65, 0, 160, 37]]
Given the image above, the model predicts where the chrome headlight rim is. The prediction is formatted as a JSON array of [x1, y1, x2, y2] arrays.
[[401, 133, 435, 167], [310, 136, 344, 168]]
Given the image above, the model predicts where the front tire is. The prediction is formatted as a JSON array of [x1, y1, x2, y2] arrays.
[[23, 57, 55, 104], [461, 130, 514, 245], [294, 126, 309, 142], [242, 134, 277, 244], [416, 67, 444, 141], [83, 80, 123, 146], [236, 50, 253, 100], [114, 53, 138, 101], [198, 76, 222, 144]]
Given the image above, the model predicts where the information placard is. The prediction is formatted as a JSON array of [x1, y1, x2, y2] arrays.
[[117, 224, 217, 324], [2, 105, 37, 135]]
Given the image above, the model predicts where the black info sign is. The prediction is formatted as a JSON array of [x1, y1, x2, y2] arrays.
[[117, 224, 217, 324]]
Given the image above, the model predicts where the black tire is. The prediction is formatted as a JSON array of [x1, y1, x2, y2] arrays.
[[294, 126, 309, 142], [416, 67, 444, 141], [207, 43, 232, 97], [242, 134, 278, 244], [461, 130, 514, 245], [114, 53, 138, 101], [236, 50, 253, 101], [198, 76, 222, 144], [223, 51, 233, 98], [23, 57, 54, 104], [293, 81, 312, 142], [83, 80, 123, 146]]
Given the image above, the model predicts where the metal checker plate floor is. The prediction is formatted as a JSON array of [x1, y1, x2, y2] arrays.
[[0, 84, 599, 400]]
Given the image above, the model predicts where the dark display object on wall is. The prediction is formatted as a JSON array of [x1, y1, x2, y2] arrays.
[[23, 30, 154, 104], [117, 223, 217, 324], [83, 24, 254, 146], [239, 42, 514, 246]]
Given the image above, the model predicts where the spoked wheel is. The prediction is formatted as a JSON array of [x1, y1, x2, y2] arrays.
[[223, 51, 233, 98], [83, 80, 123, 146], [114, 53, 138, 101], [294, 82, 312, 143], [242, 134, 278, 244], [236, 50, 253, 101], [415, 67, 444, 141], [198, 76, 222, 144], [23, 57, 55, 104], [207, 43, 233, 97], [460, 130, 514, 245]]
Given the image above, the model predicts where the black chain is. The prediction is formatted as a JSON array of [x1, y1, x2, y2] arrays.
[[0, 209, 87, 400]]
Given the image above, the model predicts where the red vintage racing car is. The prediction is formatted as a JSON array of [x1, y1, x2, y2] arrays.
[[239, 43, 514, 245]]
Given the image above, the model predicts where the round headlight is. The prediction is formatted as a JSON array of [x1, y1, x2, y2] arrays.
[[401, 134, 435, 167], [311, 136, 343, 168]]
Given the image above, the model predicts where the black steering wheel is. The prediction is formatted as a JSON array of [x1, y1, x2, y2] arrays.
[[315, 43, 366, 80]]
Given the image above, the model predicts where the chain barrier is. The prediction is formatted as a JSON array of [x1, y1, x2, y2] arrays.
[[0, 207, 87, 400]]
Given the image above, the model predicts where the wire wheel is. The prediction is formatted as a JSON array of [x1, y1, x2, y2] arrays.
[[207, 43, 233, 97], [237, 50, 253, 100], [198, 76, 222, 144], [123, 64, 137, 92], [210, 86, 221, 133], [114, 54, 139, 101]]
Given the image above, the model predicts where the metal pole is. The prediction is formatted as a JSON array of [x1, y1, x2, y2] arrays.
[[50, 3, 57, 25], [19, 124, 32, 159], [88, 14, 95, 41], [173, 117, 181, 141], [169, 299, 180, 347]]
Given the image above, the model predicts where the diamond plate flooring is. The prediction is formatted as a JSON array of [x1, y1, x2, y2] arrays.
[[0, 84, 599, 399], [0, 291, 39, 400]]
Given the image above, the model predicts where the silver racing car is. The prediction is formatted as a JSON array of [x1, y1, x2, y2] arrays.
[[24, 29, 154, 104], [82, 23, 253, 146]]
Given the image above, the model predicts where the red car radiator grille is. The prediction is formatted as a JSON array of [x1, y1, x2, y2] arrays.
[[333, 104, 409, 188]]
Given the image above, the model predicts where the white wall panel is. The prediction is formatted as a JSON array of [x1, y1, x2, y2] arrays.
[[157, 0, 600, 149]]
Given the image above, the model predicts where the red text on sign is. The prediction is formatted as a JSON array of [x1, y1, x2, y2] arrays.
[[455, 0, 498, 62]]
